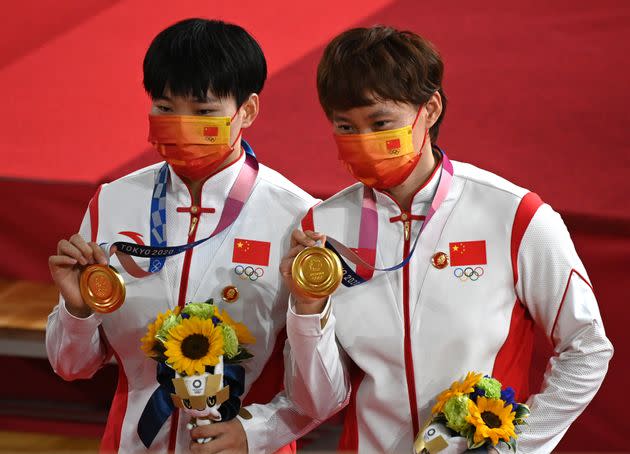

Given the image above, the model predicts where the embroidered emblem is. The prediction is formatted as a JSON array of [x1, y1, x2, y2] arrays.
[[232, 238, 271, 267], [448, 241, 487, 266], [453, 266, 485, 282], [386, 138, 401, 155], [233, 265, 265, 281], [118, 231, 145, 245]]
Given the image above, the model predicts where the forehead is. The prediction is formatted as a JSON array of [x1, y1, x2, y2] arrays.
[[332, 99, 416, 121], [158, 87, 234, 105]]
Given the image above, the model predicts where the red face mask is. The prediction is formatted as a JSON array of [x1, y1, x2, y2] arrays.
[[148, 112, 242, 181], [334, 106, 428, 189]]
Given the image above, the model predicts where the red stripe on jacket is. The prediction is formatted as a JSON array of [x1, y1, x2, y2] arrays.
[[88, 185, 102, 243], [244, 327, 296, 453], [492, 192, 543, 402], [338, 362, 366, 452], [99, 348, 129, 453], [301, 205, 316, 232]]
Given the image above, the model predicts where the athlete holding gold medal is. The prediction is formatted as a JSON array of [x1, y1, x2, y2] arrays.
[[47, 19, 319, 454], [281, 26, 613, 453]]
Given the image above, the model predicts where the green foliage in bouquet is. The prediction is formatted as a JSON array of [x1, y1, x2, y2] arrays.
[[140, 299, 256, 375], [429, 371, 530, 451]]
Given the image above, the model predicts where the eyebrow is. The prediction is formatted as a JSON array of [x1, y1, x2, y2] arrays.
[[332, 114, 352, 123], [367, 109, 393, 119], [154, 95, 220, 103], [333, 109, 393, 123], [193, 95, 220, 103]]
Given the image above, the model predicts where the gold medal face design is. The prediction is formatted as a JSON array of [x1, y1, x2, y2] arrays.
[[79, 264, 126, 313], [292, 247, 343, 298]]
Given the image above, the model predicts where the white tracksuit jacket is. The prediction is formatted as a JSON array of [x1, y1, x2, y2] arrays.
[[286, 159, 613, 453], [46, 151, 319, 453]]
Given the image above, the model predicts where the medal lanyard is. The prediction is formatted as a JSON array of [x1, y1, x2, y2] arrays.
[[325, 149, 453, 287], [105, 141, 259, 278]]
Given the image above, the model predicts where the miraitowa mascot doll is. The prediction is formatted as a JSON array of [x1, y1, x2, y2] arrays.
[[139, 300, 255, 445], [416, 421, 495, 453], [171, 355, 245, 443], [416, 421, 475, 454]]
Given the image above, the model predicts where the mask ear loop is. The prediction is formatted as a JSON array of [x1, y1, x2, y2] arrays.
[[411, 104, 424, 129], [229, 107, 244, 149], [412, 105, 430, 154]]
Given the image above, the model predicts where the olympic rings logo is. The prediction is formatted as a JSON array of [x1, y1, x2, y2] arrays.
[[453, 266, 484, 282], [234, 265, 265, 281]]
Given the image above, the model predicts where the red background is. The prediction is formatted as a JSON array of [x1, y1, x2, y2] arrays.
[[0, 1, 628, 450]]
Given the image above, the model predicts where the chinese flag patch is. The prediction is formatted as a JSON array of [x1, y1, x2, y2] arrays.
[[449, 240, 487, 266], [203, 126, 219, 137], [232, 238, 271, 266], [386, 139, 401, 150]]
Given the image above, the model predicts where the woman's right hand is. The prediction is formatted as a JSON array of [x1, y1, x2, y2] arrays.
[[48, 233, 108, 318], [279, 229, 328, 314]]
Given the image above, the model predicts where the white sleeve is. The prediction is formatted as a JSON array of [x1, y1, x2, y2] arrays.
[[238, 299, 349, 454], [285, 296, 351, 421], [45, 206, 111, 380], [237, 341, 320, 454], [512, 204, 613, 453]]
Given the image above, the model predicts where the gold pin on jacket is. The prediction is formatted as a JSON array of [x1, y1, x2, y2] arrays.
[[431, 251, 449, 269]]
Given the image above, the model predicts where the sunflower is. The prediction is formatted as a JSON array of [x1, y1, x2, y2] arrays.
[[432, 371, 483, 414], [219, 309, 256, 345], [466, 396, 516, 446], [141, 307, 180, 357], [164, 316, 224, 375]]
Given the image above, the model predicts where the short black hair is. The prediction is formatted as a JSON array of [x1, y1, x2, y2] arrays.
[[143, 18, 267, 106]]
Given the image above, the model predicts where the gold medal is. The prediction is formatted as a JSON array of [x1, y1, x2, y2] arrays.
[[79, 264, 126, 313], [292, 247, 343, 298]]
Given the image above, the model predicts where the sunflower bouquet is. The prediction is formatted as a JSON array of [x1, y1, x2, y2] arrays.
[[140, 300, 256, 443], [415, 372, 530, 453], [141, 300, 255, 370]]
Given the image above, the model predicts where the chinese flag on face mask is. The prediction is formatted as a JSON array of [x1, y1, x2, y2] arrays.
[[232, 238, 271, 266], [449, 240, 487, 266], [204, 126, 219, 137]]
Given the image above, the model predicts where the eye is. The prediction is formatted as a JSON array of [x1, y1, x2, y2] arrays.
[[207, 396, 217, 406], [335, 124, 354, 134], [156, 105, 172, 113], [373, 120, 391, 130], [183, 399, 192, 409], [196, 109, 216, 116]]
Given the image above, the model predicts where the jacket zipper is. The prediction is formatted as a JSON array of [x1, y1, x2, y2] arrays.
[[178, 207, 200, 308], [401, 211, 420, 437], [188, 215, 199, 237], [170, 204, 201, 452]]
